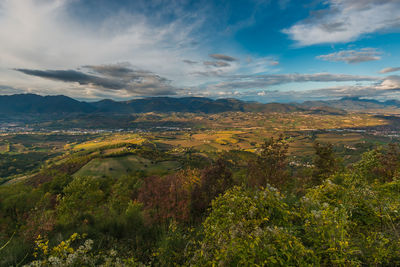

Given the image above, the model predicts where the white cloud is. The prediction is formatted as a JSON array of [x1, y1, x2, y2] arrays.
[[283, 0, 400, 46], [238, 57, 280, 75], [378, 75, 400, 90]]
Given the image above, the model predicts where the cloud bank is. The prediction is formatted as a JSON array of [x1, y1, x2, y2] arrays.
[[284, 0, 400, 46], [197, 75, 400, 103], [210, 73, 380, 90]]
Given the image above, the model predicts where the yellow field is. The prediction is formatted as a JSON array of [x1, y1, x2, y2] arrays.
[[0, 143, 10, 153], [73, 134, 145, 151]]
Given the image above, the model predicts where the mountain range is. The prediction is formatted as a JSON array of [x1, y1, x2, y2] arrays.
[[1, 94, 399, 116], [0, 94, 305, 114]]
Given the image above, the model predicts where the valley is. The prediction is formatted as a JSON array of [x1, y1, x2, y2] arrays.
[[2, 96, 400, 265], [0, 107, 398, 184]]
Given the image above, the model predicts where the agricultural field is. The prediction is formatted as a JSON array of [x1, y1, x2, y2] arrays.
[[127, 111, 387, 131], [71, 133, 146, 151], [0, 111, 398, 183]]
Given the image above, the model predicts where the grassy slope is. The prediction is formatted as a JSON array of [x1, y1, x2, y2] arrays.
[[74, 155, 180, 178]]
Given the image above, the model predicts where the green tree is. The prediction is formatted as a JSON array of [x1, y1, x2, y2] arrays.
[[312, 142, 338, 185], [57, 176, 105, 227], [247, 135, 289, 188], [193, 186, 316, 266]]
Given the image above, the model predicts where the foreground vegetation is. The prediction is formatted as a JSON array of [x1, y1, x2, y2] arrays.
[[1, 133, 400, 266]]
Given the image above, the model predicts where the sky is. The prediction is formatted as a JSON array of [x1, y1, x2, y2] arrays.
[[0, 0, 400, 103]]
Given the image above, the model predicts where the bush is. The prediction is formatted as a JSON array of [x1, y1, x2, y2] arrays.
[[194, 186, 316, 266]]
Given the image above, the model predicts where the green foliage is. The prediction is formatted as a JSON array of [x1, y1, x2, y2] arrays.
[[194, 186, 316, 266], [0, 152, 50, 179], [152, 221, 194, 266], [2, 142, 400, 266], [303, 172, 400, 265], [300, 182, 359, 265], [352, 149, 381, 183], [57, 176, 105, 227], [0, 183, 41, 224]]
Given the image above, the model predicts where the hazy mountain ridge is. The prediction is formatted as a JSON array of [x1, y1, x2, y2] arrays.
[[302, 97, 400, 111]]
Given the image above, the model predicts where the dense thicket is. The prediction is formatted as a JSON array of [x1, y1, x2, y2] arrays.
[[1, 140, 400, 266]]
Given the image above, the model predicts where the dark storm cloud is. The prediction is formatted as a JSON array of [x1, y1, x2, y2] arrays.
[[209, 54, 237, 62], [16, 64, 179, 96], [16, 69, 126, 89]]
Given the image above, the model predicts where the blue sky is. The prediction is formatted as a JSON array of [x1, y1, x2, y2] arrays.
[[0, 0, 399, 102]]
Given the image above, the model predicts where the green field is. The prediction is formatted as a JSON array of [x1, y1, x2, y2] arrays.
[[74, 155, 181, 178]]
